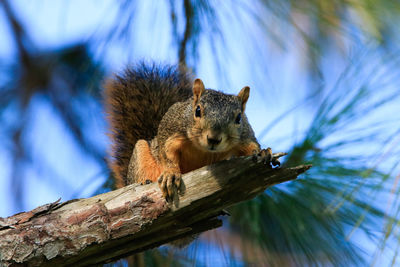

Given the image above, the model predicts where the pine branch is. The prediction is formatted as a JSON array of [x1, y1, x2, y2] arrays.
[[0, 154, 311, 266]]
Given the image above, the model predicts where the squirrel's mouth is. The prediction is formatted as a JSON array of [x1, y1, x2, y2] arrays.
[[206, 142, 230, 152], [208, 145, 217, 151], [195, 141, 224, 152], [192, 132, 230, 152]]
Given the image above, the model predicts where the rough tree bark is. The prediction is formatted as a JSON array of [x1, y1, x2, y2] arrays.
[[0, 154, 311, 266]]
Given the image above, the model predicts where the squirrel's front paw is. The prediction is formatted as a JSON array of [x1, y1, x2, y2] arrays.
[[252, 147, 281, 167], [158, 171, 182, 201]]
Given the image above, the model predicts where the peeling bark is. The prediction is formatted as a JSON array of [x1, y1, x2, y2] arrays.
[[0, 155, 311, 266]]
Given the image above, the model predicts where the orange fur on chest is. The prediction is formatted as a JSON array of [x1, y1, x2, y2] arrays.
[[178, 141, 233, 173]]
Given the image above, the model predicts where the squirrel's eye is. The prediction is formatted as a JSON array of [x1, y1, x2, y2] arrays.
[[195, 106, 201, 118], [235, 113, 242, 124]]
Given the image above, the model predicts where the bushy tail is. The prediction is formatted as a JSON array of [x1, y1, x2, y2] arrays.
[[105, 63, 193, 188]]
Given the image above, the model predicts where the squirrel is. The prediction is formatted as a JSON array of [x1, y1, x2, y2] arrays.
[[105, 62, 276, 200]]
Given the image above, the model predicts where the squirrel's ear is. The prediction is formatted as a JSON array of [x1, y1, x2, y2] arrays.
[[193, 78, 205, 103], [238, 86, 250, 111]]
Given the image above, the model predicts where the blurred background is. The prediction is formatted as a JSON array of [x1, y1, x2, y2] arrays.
[[1, 0, 400, 266]]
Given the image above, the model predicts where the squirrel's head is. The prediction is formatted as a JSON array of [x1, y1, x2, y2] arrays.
[[188, 78, 250, 152]]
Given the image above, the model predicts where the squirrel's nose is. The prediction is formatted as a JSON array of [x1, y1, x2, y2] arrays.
[[207, 135, 222, 145]]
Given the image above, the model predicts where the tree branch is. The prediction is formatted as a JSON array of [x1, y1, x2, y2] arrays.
[[0, 154, 311, 266]]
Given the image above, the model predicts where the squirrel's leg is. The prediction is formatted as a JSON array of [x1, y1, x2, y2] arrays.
[[158, 136, 184, 201], [127, 140, 162, 185], [237, 141, 280, 166]]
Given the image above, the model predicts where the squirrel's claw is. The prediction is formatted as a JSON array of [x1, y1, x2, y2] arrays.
[[272, 158, 281, 166], [253, 147, 282, 168], [158, 175, 168, 199], [158, 171, 182, 202], [174, 175, 181, 190]]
